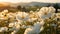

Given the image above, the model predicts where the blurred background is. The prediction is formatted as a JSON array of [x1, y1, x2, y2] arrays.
[[0, 0, 60, 13]]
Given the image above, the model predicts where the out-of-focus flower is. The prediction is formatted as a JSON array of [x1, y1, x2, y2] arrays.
[[9, 23, 15, 27], [21, 25, 32, 29], [37, 7, 55, 19], [56, 13, 60, 18], [10, 22, 21, 34], [9, 22, 21, 28], [28, 11, 38, 22], [7, 12, 16, 22], [53, 13, 60, 21], [16, 12, 30, 25], [0, 9, 8, 20], [49, 7, 56, 13], [1, 9, 8, 15], [7, 12, 16, 18], [16, 12, 29, 21], [11, 30, 16, 34], [9, 22, 21, 33], [0, 27, 8, 32], [24, 20, 44, 34]]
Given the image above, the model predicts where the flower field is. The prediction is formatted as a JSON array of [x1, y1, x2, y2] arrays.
[[0, 7, 60, 34]]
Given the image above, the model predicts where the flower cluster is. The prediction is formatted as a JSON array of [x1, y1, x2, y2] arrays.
[[0, 7, 59, 34]]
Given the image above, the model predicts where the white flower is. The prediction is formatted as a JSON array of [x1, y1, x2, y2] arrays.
[[0, 27, 8, 32], [7, 13, 16, 18], [37, 7, 48, 18], [41, 13, 52, 19], [56, 13, 60, 18], [53, 13, 60, 21], [1, 9, 8, 15], [9, 22, 21, 34], [24, 20, 44, 34], [11, 30, 16, 34], [28, 12, 38, 22], [10, 22, 21, 34], [11, 25, 20, 34], [16, 12, 29, 21], [37, 7, 55, 19], [9, 23, 15, 27], [0, 10, 8, 20], [49, 7, 56, 13]]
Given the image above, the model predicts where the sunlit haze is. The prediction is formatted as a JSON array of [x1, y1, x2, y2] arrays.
[[0, 0, 59, 3]]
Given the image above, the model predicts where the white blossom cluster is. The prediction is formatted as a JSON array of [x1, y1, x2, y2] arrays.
[[0, 7, 59, 34], [37, 7, 55, 19]]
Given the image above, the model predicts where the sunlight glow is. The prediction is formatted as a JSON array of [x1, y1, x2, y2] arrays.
[[0, 0, 58, 3]]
